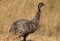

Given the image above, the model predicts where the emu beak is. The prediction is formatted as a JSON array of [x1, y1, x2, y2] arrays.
[[43, 4, 46, 6]]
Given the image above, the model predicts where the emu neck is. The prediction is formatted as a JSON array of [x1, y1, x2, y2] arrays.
[[32, 11, 41, 26]]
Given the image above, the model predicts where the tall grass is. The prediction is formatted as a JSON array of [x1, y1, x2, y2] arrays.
[[0, 0, 60, 41]]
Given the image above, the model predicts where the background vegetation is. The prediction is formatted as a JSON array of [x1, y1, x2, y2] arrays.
[[0, 0, 60, 41]]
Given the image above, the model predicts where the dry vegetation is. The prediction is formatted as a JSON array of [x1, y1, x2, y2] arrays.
[[0, 0, 60, 41]]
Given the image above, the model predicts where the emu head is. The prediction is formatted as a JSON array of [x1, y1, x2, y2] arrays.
[[38, 3, 45, 12], [38, 3, 45, 9]]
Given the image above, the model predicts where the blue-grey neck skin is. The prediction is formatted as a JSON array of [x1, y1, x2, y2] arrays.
[[38, 6, 41, 12]]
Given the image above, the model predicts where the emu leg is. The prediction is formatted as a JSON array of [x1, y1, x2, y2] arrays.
[[23, 36, 26, 41]]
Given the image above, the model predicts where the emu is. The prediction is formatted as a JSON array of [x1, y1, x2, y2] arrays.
[[9, 3, 45, 41]]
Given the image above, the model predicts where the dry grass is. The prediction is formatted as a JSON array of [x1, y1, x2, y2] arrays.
[[0, 0, 60, 41]]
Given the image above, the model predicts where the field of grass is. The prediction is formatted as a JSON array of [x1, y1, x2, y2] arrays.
[[0, 0, 60, 41]]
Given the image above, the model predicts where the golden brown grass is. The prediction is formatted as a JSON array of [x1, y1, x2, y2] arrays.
[[0, 0, 60, 41]]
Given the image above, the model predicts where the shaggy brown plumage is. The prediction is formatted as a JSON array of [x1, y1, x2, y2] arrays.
[[9, 3, 45, 41]]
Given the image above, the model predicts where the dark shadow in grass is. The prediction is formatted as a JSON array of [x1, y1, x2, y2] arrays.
[[21, 39, 33, 41], [27, 39, 33, 41]]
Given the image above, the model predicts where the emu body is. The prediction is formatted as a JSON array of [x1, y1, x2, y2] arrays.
[[10, 19, 36, 36], [9, 3, 45, 41]]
